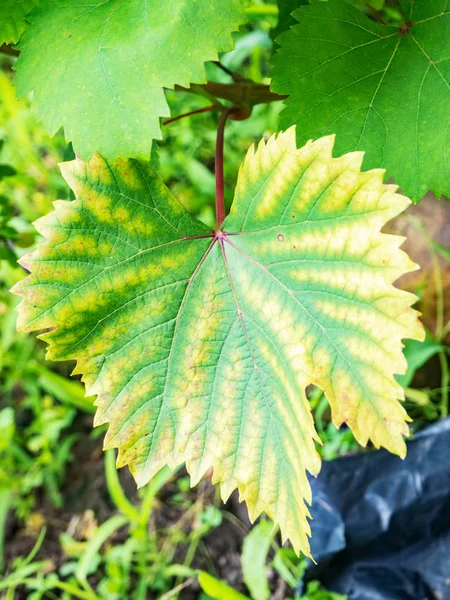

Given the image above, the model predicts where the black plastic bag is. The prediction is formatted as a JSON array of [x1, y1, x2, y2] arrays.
[[305, 419, 450, 600]]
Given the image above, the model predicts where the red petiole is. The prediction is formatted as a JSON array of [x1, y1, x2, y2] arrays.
[[162, 105, 218, 126], [215, 109, 231, 232]]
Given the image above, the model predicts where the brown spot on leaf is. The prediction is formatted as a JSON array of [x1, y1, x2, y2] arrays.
[[277, 234, 284, 242]]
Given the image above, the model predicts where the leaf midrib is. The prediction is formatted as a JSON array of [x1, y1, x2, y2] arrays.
[[141, 236, 217, 470], [219, 237, 294, 509]]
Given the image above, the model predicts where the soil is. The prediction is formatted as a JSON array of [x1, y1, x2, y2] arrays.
[[3, 413, 279, 600]]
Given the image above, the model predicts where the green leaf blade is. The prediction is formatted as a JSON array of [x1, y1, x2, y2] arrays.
[[0, 0, 38, 45], [13, 129, 423, 557], [270, 0, 450, 201], [14, 0, 246, 159]]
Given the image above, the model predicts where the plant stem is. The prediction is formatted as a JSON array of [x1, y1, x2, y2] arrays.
[[439, 350, 449, 418], [139, 465, 175, 526], [245, 4, 278, 17], [0, 490, 12, 573], [442, 319, 450, 340], [213, 61, 239, 80], [162, 105, 218, 126], [105, 449, 140, 523], [75, 514, 127, 588], [15, 579, 99, 600], [159, 578, 195, 600], [215, 109, 231, 231]]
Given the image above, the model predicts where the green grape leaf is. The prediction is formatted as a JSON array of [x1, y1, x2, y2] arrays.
[[0, 0, 38, 45], [272, 0, 307, 41], [13, 0, 246, 160], [13, 128, 424, 556], [270, 0, 450, 202]]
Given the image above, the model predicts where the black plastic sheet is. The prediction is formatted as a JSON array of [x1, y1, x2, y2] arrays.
[[305, 419, 450, 600]]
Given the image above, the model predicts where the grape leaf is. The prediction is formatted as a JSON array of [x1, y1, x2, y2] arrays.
[[272, 0, 307, 41], [13, 128, 423, 555], [13, 0, 246, 160], [270, 0, 450, 202], [0, 0, 38, 45]]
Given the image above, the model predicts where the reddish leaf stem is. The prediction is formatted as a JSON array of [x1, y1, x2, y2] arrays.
[[213, 60, 239, 81], [162, 105, 217, 126], [215, 109, 231, 231]]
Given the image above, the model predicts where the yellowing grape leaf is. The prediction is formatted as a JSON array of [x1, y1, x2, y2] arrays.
[[12, 128, 424, 556], [13, 0, 246, 160]]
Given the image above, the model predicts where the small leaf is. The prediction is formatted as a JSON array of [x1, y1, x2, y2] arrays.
[[198, 572, 250, 600], [272, 548, 303, 589], [13, 0, 247, 160], [0, 165, 17, 179], [0, 407, 15, 450], [37, 366, 96, 413], [13, 128, 423, 555], [241, 520, 273, 600], [270, 0, 450, 201], [396, 335, 444, 387]]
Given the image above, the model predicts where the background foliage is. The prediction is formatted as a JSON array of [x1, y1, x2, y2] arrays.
[[0, 1, 449, 599]]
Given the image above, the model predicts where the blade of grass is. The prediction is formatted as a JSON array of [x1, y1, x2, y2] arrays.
[[439, 350, 449, 418], [75, 514, 127, 585], [105, 449, 140, 523], [36, 365, 96, 413], [0, 489, 12, 572]]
